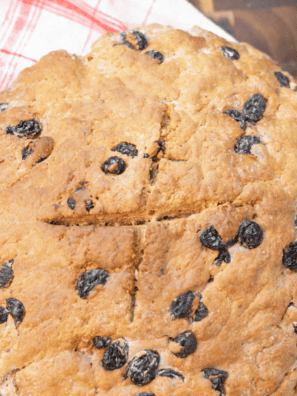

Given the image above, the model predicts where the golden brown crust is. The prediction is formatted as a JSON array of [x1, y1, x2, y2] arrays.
[[0, 23, 296, 395]]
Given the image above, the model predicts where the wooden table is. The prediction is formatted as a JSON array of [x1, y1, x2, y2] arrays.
[[189, 0, 297, 76], [192, 0, 297, 12]]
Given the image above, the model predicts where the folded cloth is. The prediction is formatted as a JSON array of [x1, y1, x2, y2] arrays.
[[0, 0, 236, 90]]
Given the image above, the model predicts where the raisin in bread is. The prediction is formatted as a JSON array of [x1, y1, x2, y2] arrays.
[[0, 24, 296, 396]]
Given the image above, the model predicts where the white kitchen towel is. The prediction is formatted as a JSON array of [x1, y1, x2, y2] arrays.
[[0, 0, 236, 90]]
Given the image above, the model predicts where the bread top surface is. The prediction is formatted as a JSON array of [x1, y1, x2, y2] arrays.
[[0, 24, 296, 396]]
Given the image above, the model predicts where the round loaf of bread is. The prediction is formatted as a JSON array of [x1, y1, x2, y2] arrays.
[[0, 24, 296, 396]]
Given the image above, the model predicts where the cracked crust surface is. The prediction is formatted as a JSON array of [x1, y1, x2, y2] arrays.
[[0, 23, 296, 395]]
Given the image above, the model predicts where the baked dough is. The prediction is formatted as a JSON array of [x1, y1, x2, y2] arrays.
[[0, 24, 296, 396]]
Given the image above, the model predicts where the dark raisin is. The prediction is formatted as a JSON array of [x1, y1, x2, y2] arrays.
[[0, 307, 8, 324], [234, 135, 261, 155], [171, 291, 195, 319], [136, 393, 156, 396], [128, 350, 160, 386], [224, 110, 246, 130], [143, 153, 150, 158], [120, 30, 148, 50], [145, 50, 164, 64], [93, 336, 112, 349], [157, 368, 184, 380], [243, 94, 266, 122], [0, 261, 14, 288], [67, 197, 76, 210], [6, 120, 41, 139], [0, 103, 9, 112], [202, 367, 228, 396], [200, 226, 223, 250], [194, 293, 209, 322], [101, 156, 126, 175], [75, 268, 109, 299], [85, 200, 94, 212], [283, 241, 297, 271], [102, 338, 129, 371], [171, 331, 197, 358], [214, 249, 231, 266], [6, 298, 25, 326], [274, 71, 289, 87], [221, 46, 240, 60], [238, 220, 263, 249], [112, 142, 138, 157]]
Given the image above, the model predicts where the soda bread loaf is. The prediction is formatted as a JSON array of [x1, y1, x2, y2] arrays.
[[0, 23, 296, 396]]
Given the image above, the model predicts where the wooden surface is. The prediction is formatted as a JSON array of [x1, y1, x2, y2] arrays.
[[233, 7, 297, 76], [189, 1, 297, 77], [192, 0, 297, 12]]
